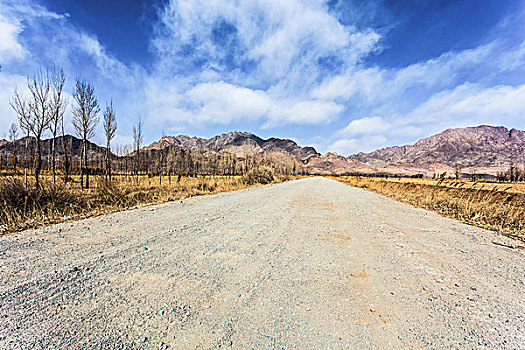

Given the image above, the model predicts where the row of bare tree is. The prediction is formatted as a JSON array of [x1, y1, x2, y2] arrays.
[[4, 68, 305, 187], [496, 161, 525, 182], [9, 68, 117, 189]]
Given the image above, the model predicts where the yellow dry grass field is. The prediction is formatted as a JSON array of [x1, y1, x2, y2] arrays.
[[0, 172, 295, 233], [332, 176, 525, 243], [377, 176, 525, 194]]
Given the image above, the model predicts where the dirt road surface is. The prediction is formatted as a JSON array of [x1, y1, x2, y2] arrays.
[[1, 177, 524, 349]]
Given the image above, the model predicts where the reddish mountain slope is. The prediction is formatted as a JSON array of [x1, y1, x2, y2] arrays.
[[350, 126, 525, 168]]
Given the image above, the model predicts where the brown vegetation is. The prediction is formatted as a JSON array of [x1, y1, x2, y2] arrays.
[[333, 176, 525, 242], [242, 166, 275, 185], [0, 173, 291, 233], [1, 67, 303, 234]]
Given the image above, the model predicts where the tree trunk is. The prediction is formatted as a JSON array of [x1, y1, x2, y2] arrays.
[[158, 153, 162, 185], [136, 151, 139, 181], [51, 136, 56, 184], [85, 141, 89, 189], [108, 152, 111, 183], [105, 141, 109, 185], [24, 134, 28, 187], [35, 137, 42, 188], [80, 139, 85, 190], [64, 138, 70, 183]]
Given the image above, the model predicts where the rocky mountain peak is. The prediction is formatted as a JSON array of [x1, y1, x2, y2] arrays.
[[143, 131, 319, 161]]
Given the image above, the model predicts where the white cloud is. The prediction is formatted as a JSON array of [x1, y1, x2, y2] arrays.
[[311, 67, 382, 101], [265, 99, 342, 128], [338, 116, 389, 136], [312, 42, 498, 106], [0, 13, 25, 62], [145, 0, 380, 129], [244, 0, 354, 78], [148, 81, 342, 128], [154, 0, 380, 77], [330, 135, 388, 155], [8, 2, 69, 20], [187, 82, 270, 123], [401, 83, 525, 128]]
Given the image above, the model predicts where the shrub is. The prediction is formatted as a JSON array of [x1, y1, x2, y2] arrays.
[[0, 178, 84, 230], [0, 174, 278, 233], [243, 166, 275, 185], [94, 177, 128, 207]]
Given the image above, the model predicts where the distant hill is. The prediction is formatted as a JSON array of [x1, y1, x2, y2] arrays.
[[350, 126, 525, 170], [144, 131, 319, 162], [0, 135, 109, 160], [1, 126, 522, 177]]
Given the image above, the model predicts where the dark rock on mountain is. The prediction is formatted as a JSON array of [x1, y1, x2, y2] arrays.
[[0, 135, 110, 160]]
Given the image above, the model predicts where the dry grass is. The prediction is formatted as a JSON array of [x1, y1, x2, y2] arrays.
[[333, 176, 525, 242], [0, 173, 293, 233], [376, 177, 525, 194], [242, 166, 275, 185]]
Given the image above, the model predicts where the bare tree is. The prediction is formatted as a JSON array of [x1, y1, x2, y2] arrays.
[[72, 78, 100, 190], [11, 93, 31, 186], [509, 161, 516, 182], [49, 68, 67, 184], [61, 116, 72, 183], [8, 123, 18, 142], [8, 123, 18, 173], [521, 160, 525, 181], [103, 100, 117, 184], [132, 116, 143, 178], [455, 163, 462, 180], [27, 71, 53, 187], [11, 70, 53, 187]]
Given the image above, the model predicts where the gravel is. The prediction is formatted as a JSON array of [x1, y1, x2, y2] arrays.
[[0, 177, 524, 349]]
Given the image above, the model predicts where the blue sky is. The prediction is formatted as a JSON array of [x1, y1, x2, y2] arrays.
[[1, 0, 525, 155]]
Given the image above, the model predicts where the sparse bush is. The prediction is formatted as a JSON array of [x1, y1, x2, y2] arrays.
[[94, 177, 128, 206], [0, 178, 84, 230], [0, 173, 283, 233], [243, 166, 275, 185]]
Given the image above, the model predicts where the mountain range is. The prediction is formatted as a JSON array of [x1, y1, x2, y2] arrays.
[[351, 126, 525, 167], [144, 131, 318, 162], [1, 125, 523, 178]]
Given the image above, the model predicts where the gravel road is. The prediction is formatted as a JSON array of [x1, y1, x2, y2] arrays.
[[1, 177, 524, 349]]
